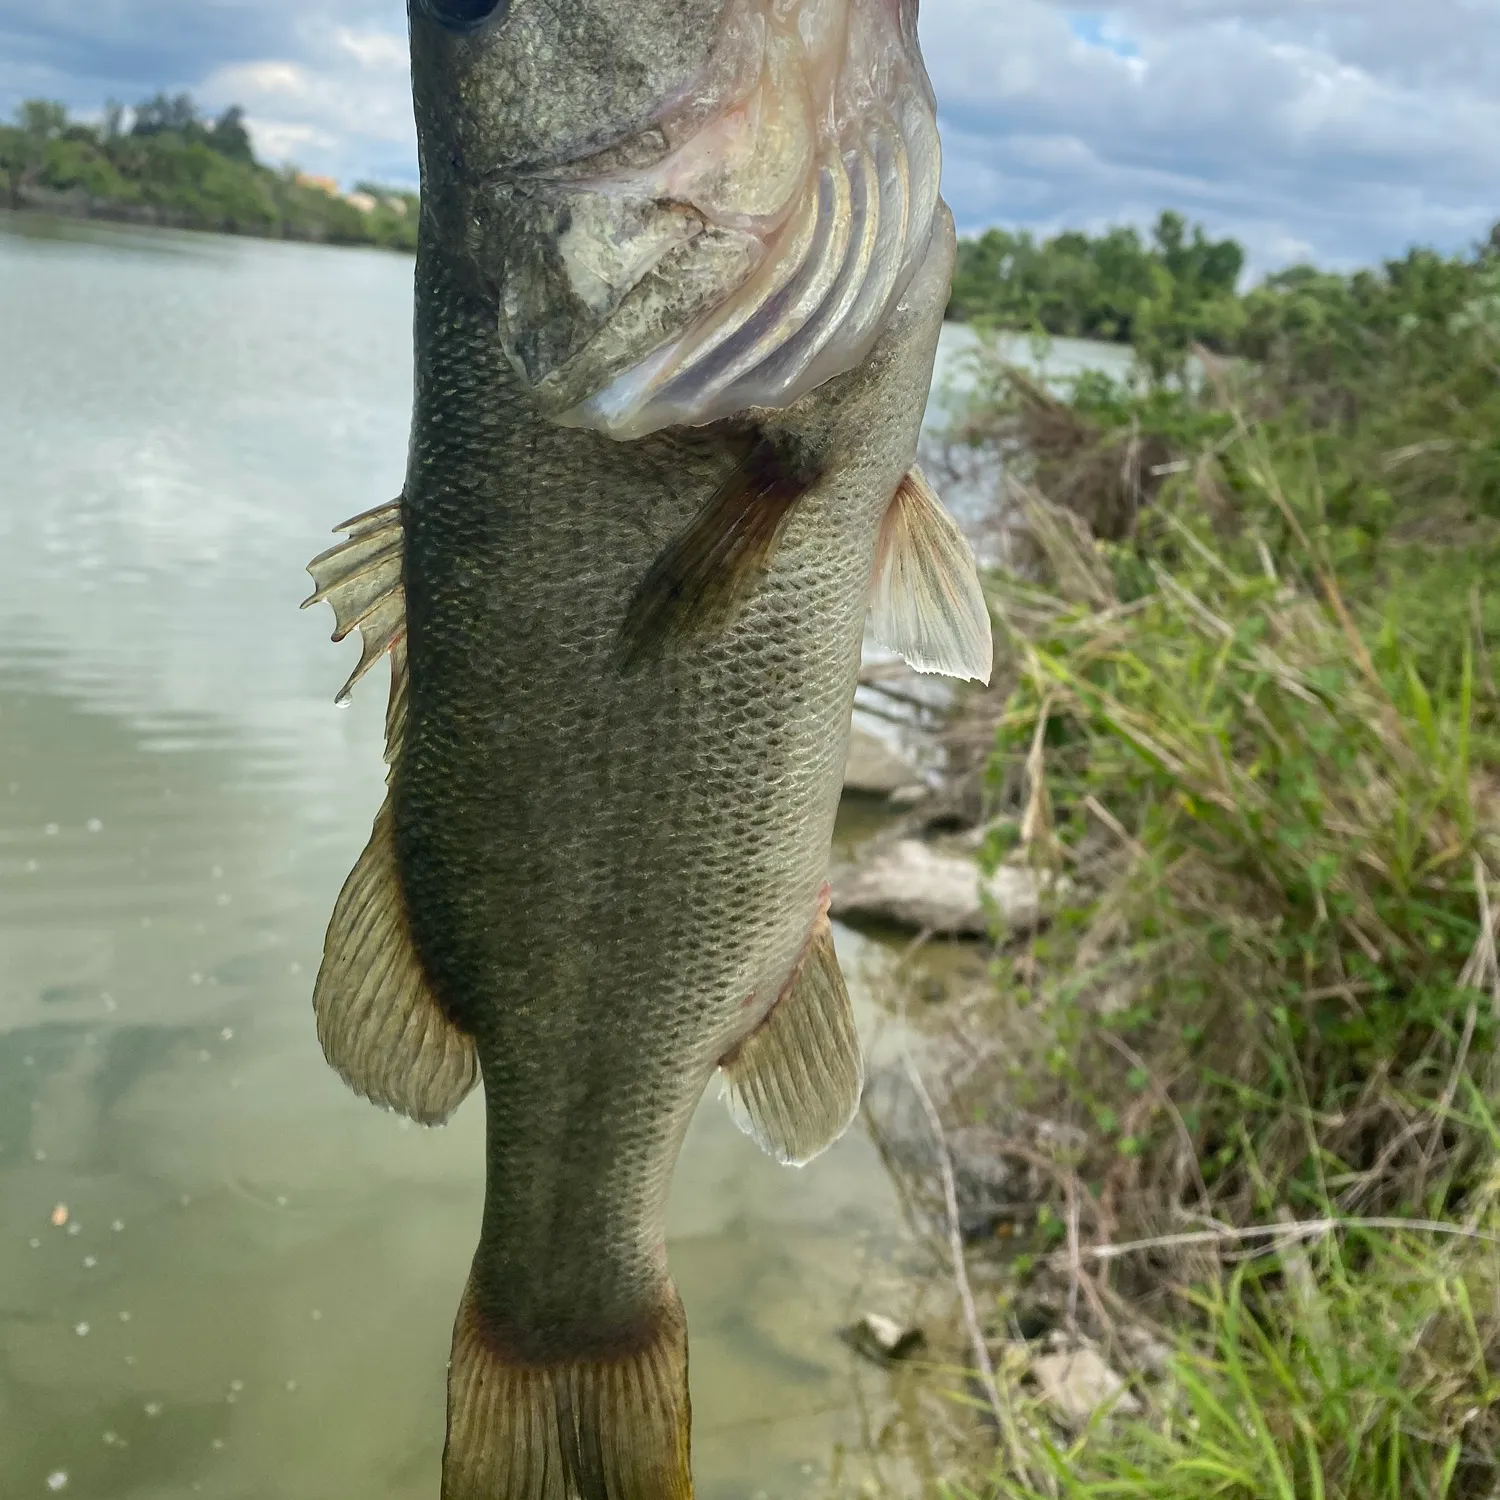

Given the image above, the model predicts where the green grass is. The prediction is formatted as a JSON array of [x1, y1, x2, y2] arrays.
[[928, 228, 1500, 1500], [974, 1227, 1500, 1500], [982, 460, 1498, 1232]]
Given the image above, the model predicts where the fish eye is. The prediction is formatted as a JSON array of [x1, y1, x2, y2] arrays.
[[416, 0, 510, 33]]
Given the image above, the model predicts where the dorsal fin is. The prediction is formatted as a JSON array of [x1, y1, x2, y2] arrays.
[[302, 499, 407, 711]]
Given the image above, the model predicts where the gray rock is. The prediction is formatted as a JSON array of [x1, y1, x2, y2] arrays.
[[842, 727, 923, 796], [830, 839, 1051, 937], [861, 1069, 1021, 1241], [945, 1125, 1021, 1241], [886, 782, 930, 809], [1027, 1346, 1142, 1427]]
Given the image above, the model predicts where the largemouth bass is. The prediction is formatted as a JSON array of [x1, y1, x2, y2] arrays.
[[303, 0, 991, 1494]]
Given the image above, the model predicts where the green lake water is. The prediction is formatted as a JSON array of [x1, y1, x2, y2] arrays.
[[0, 212, 973, 1499]]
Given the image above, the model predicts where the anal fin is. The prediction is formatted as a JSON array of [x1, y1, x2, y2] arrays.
[[719, 905, 863, 1167], [870, 466, 994, 683], [618, 433, 819, 669], [313, 798, 478, 1125], [444, 1275, 693, 1500]]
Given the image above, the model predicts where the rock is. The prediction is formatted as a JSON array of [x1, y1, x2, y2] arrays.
[[945, 1125, 1021, 1241], [842, 1312, 925, 1365], [1027, 1346, 1141, 1427], [830, 839, 1052, 937], [842, 727, 922, 796], [1117, 1325, 1175, 1377], [886, 782, 930, 809], [860, 1070, 1023, 1240]]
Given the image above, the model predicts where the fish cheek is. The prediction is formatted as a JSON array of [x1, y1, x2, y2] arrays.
[[474, 181, 763, 419], [480, 184, 700, 391]]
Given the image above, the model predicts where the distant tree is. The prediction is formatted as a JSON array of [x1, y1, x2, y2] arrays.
[[947, 210, 1249, 369], [207, 105, 254, 163], [2, 89, 417, 251], [2, 100, 67, 205], [131, 92, 200, 137], [1151, 210, 1244, 296], [0, 127, 27, 206], [16, 99, 68, 140]]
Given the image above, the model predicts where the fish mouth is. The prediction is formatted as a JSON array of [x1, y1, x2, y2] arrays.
[[484, 0, 942, 440]]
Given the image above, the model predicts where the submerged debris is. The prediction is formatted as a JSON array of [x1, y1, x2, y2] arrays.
[[842, 1311, 926, 1365]]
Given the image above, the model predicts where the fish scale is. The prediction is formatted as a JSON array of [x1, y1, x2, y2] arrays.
[[399, 248, 862, 1322], [301, 0, 991, 1493]]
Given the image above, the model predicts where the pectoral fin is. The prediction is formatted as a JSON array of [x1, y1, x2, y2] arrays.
[[870, 467, 993, 683], [313, 799, 478, 1125], [719, 908, 863, 1166], [617, 434, 817, 669]]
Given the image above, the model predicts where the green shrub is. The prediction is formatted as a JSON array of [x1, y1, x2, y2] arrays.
[[988, 454, 1498, 1229]]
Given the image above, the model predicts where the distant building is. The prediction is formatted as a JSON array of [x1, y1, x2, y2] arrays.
[[344, 192, 378, 214], [294, 172, 340, 196]]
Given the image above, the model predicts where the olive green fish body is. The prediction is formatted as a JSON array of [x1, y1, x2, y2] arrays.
[[395, 229, 950, 1349], [303, 1, 990, 1493]]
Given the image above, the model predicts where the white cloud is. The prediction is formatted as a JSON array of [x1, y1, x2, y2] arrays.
[[922, 0, 1499, 272], [334, 28, 409, 72], [198, 22, 416, 188], [1, 0, 1492, 269], [248, 119, 338, 161], [218, 61, 313, 99]]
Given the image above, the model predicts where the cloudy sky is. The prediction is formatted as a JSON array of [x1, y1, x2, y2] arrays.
[[2, 0, 1496, 276]]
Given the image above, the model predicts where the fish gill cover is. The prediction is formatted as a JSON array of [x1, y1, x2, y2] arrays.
[[477, 0, 944, 438]]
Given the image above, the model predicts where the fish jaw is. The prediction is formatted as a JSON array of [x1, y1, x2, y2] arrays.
[[468, 0, 944, 438]]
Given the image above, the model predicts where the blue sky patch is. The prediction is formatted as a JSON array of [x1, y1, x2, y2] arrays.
[[1066, 11, 1140, 60]]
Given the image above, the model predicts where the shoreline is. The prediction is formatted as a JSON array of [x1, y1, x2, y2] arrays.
[[2, 186, 412, 253]]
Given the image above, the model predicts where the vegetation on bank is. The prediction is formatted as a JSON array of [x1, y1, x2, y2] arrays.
[[947, 212, 1247, 371], [927, 230, 1500, 1495], [946, 211, 1500, 386], [0, 96, 417, 250]]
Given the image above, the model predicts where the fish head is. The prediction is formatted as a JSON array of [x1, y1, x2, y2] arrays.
[[408, 0, 946, 439]]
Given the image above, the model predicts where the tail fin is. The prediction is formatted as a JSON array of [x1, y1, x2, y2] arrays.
[[443, 1276, 693, 1500]]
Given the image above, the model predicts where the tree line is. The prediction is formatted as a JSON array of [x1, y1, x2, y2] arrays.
[[947, 209, 1500, 379], [0, 95, 417, 251]]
